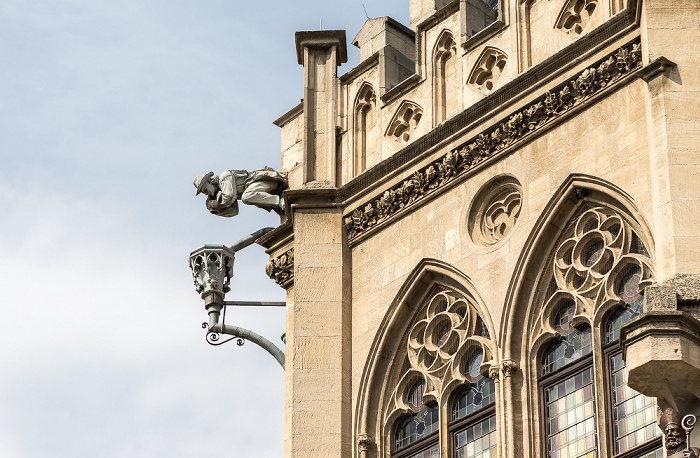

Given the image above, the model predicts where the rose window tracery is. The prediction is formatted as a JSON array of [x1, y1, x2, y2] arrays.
[[387, 289, 495, 425], [531, 205, 654, 353], [468, 177, 523, 247]]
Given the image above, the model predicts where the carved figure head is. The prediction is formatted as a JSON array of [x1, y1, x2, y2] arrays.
[[660, 408, 686, 451], [194, 172, 217, 196]]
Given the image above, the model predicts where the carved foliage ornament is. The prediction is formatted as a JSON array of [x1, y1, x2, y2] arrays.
[[530, 206, 654, 346], [556, 0, 598, 36], [469, 177, 522, 246], [468, 47, 508, 93], [344, 41, 642, 241], [386, 101, 423, 144], [265, 248, 294, 288], [388, 290, 494, 420]]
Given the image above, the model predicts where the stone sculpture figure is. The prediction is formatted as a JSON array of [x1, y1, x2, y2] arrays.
[[661, 408, 699, 458], [194, 167, 287, 218]]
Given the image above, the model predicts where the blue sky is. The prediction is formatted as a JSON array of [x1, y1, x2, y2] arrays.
[[0, 1, 409, 457]]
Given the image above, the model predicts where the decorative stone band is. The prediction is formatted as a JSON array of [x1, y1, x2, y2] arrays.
[[343, 40, 643, 242], [265, 248, 294, 288]]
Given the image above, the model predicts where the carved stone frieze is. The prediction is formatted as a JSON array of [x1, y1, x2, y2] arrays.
[[344, 41, 642, 241], [385, 100, 423, 144], [265, 248, 294, 288], [555, 0, 599, 36]]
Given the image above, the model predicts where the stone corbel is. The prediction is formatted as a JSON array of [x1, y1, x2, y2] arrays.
[[639, 57, 676, 83], [621, 274, 700, 412], [265, 248, 294, 289], [357, 434, 372, 458]]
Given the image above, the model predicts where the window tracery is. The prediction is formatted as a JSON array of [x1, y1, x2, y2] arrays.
[[387, 287, 497, 458], [555, 0, 598, 36], [434, 30, 457, 124], [355, 83, 377, 176], [468, 47, 507, 93], [386, 101, 423, 144], [530, 204, 661, 458]]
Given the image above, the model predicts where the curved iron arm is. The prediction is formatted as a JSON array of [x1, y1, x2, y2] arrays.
[[207, 323, 285, 368]]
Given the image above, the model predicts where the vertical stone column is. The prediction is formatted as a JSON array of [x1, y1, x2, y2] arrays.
[[641, 0, 700, 281], [295, 31, 348, 186], [286, 191, 351, 457]]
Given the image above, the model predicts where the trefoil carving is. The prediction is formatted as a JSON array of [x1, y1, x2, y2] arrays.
[[344, 40, 642, 241], [386, 101, 423, 144], [555, 0, 598, 36], [468, 47, 508, 93]]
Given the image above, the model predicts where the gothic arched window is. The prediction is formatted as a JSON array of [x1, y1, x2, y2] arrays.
[[387, 287, 498, 458], [532, 206, 662, 458]]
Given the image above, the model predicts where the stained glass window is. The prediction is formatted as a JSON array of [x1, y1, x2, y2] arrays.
[[545, 367, 597, 458], [637, 448, 663, 458], [453, 349, 495, 420], [395, 380, 439, 450], [455, 416, 498, 458], [542, 302, 593, 376], [606, 265, 644, 343], [610, 353, 659, 454], [405, 444, 440, 458]]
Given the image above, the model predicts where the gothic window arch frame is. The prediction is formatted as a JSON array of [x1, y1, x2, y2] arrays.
[[501, 175, 662, 458], [432, 29, 458, 126], [354, 82, 377, 177], [354, 260, 502, 458]]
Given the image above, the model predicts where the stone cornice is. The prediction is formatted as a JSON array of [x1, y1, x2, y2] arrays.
[[343, 40, 644, 244], [336, 11, 637, 207]]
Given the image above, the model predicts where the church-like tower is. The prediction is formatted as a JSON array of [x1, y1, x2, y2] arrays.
[[261, 1, 700, 456]]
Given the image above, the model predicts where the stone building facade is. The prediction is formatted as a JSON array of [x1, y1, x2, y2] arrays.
[[259, 0, 700, 457]]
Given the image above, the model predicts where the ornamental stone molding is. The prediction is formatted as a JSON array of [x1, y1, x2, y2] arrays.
[[344, 40, 642, 242], [265, 248, 294, 288], [387, 289, 495, 420], [189, 245, 235, 297], [357, 434, 373, 453], [385, 100, 423, 144], [468, 176, 522, 246], [468, 47, 508, 93], [530, 205, 654, 348], [555, 0, 599, 36]]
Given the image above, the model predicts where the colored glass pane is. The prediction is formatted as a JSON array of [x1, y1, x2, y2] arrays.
[[455, 415, 498, 458], [395, 380, 439, 450], [452, 349, 495, 420], [610, 353, 659, 454], [406, 444, 440, 458], [637, 448, 663, 458], [605, 297, 643, 343], [545, 367, 597, 458], [542, 302, 593, 376]]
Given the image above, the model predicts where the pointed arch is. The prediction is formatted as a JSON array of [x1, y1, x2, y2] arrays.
[[432, 29, 458, 125], [500, 173, 657, 457], [354, 82, 377, 177], [355, 258, 497, 457]]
